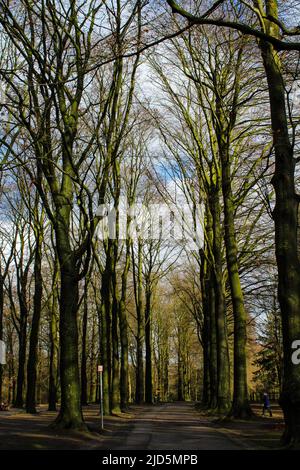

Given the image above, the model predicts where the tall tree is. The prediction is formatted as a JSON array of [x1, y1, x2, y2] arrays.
[[26, 189, 45, 414], [166, 0, 300, 444]]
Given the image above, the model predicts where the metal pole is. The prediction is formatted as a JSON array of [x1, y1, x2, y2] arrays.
[[100, 370, 104, 430]]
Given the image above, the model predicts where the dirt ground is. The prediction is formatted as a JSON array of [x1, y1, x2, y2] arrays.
[[0, 402, 284, 450], [209, 404, 285, 449], [0, 404, 132, 450]]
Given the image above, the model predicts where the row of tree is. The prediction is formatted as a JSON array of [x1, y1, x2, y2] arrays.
[[0, 0, 299, 447]]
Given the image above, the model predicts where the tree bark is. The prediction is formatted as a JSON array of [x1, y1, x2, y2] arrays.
[[81, 285, 88, 406], [208, 269, 218, 409], [119, 234, 131, 410], [210, 187, 231, 413], [89, 313, 97, 403], [177, 332, 184, 401], [219, 141, 251, 418], [14, 282, 28, 410], [145, 286, 153, 404], [119, 295, 129, 409], [48, 304, 59, 412], [0, 273, 4, 404], [15, 326, 26, 408], [200, 248, 210, 407], [53, 216, 85, 429], [99, 250, 112, 415], [205, 207, 218, 409], [259, 0, 300, 445], [26, 236, 43, 413], [134, 240, 144, 404], [111, 261, 121, 414]]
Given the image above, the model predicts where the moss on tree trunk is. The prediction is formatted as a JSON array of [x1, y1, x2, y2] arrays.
[[26, 235, 43, 414], [259, 1, 300, 444], [210, 187, 231, 413]]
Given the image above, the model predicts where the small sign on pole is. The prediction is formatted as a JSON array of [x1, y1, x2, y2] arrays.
[[0, 340, 6, 365], [97, 365, 104, 430]]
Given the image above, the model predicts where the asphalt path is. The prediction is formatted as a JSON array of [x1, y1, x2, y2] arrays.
[[105, 402, 245, 450]]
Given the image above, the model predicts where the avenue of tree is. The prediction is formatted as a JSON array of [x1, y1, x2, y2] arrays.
[[0, 0, 299, 447]]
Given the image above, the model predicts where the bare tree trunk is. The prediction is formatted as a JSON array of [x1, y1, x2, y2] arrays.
[[133, 240, 144, 404], [177, 335, 184, 401], [259, 1, 300, 444], [145, 286, 153, 404], [48, 297, 59, 412], [53, 216, 85, 430], [89, 313, 97, 403], [100, 253, 112, 415], [81, 285, 88, 406], [220, 143, 251, 418], [111, 259, 121, 414], [205, 209, 218, 409], [210, 188, 231, 413], [15, 318, 27, 408], [0, 273, 4, 404], [26, 234, 43, 413], [200, 249, 210, 407], [119, 237, 131, 410]]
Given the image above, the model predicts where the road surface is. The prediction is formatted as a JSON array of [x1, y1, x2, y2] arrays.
[[104, 402, 247, 450]]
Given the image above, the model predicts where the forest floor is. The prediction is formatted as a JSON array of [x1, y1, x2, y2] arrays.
[[206, 403, 285, 450], [0, 402, 284, 450]]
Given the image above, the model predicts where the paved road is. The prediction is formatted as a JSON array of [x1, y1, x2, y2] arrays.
[[106, 402, 245, 450]]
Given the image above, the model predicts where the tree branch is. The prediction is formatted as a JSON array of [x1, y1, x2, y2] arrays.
[[166, 0, 300, 51]]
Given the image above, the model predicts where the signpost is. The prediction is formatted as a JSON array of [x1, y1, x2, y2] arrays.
[[97, 365, 104, 430]]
